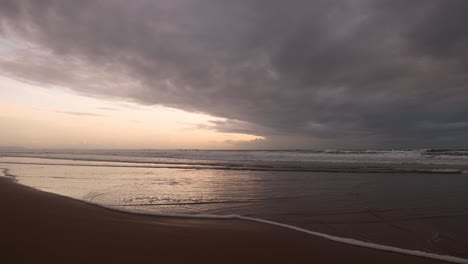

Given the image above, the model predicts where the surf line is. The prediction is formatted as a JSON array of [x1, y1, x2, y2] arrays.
[[0, 168, 17, 182], [100, 205, 468, 264]]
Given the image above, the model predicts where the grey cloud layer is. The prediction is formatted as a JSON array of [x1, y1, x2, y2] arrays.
[[1, 0, 467, 148]]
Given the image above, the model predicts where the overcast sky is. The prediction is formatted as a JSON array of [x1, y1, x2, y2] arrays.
[[1, 0, 467, 149]]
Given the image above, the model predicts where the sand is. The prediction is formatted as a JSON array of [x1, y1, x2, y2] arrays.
[[0, 177, 451, 264]]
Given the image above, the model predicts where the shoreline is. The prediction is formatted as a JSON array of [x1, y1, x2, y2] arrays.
[[0, 174, 462, 263]]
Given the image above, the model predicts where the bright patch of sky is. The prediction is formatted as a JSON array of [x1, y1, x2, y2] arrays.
[[0, 76, 260, 148]]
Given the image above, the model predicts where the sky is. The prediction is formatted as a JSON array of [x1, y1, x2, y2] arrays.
[[0, 76, 259, 148], [0, 0, 467, 149]]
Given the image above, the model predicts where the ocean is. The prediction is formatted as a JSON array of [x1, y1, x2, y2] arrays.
[[1, 149, 468, 259]]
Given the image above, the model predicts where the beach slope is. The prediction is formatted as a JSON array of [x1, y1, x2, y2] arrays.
[[0, 177, 451, 264]]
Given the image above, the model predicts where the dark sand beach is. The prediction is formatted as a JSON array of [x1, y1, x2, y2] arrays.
[[0, 177, 452, 264]]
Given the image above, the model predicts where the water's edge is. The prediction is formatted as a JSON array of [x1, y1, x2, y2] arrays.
[[1, 167, 467, 264]]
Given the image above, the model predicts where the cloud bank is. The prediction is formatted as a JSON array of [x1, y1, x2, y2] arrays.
[[1, 0, 467, 148]]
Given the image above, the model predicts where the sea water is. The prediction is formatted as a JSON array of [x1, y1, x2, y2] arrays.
[[1, 149, 468, 260]]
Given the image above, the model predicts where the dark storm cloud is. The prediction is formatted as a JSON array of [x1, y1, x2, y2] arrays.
[[0, 0, 467, 148]]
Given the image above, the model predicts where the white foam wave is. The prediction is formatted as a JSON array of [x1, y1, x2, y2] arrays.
[[427, 169, 462, 173], [82, 204, 468, 264], [3, 148, 468, 166], [2, 159, 466, 174]]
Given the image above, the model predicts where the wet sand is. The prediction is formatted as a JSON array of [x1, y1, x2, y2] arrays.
[[0, 177, 453, 264]]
